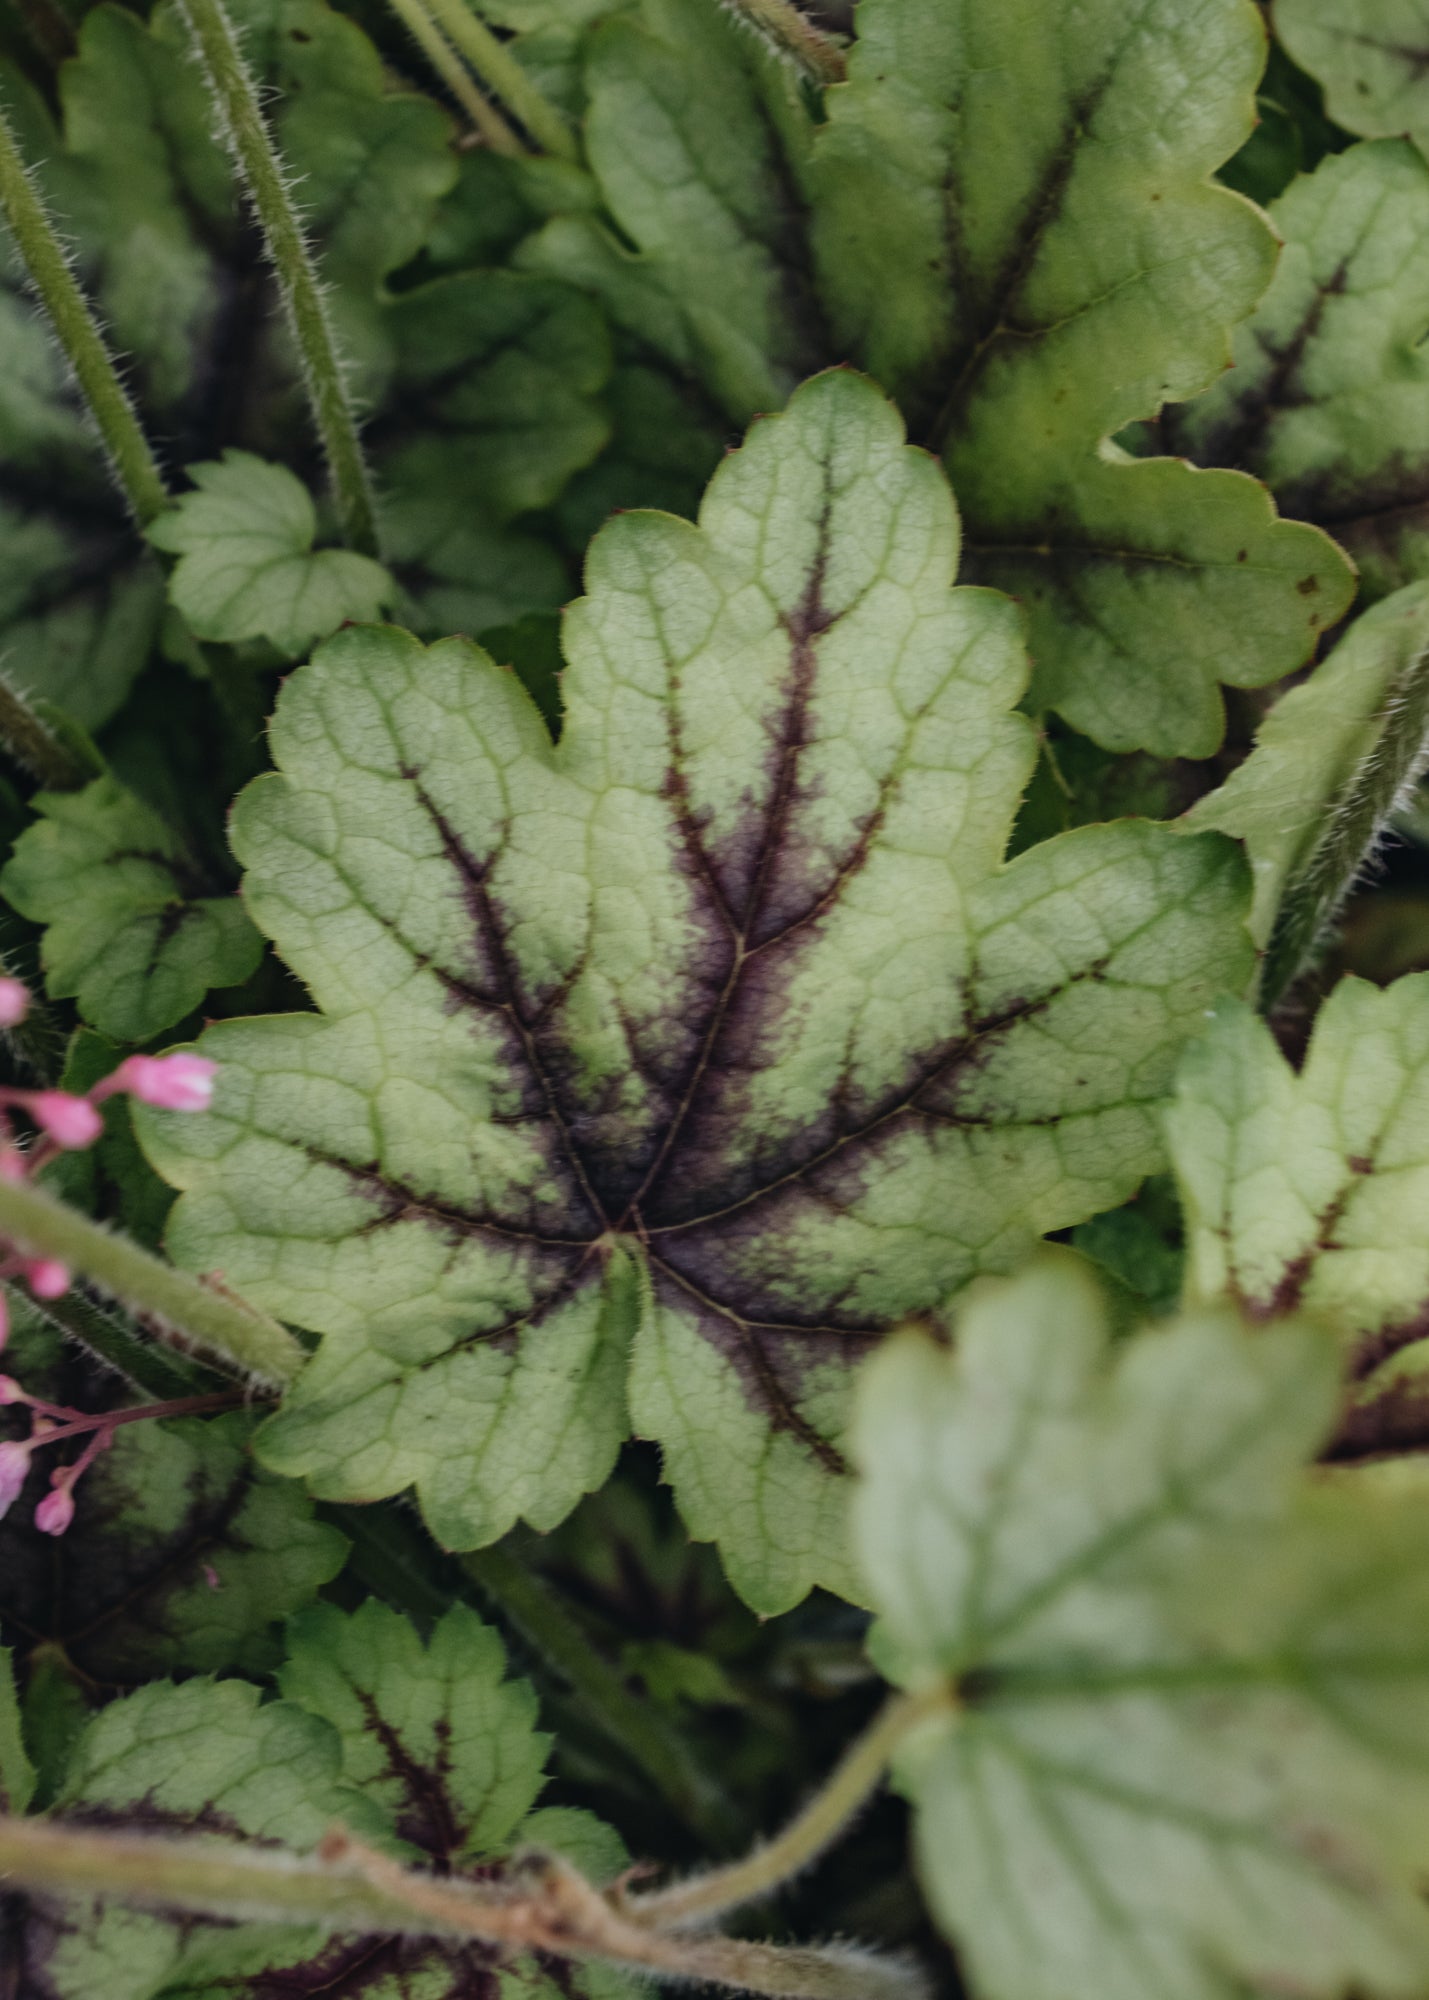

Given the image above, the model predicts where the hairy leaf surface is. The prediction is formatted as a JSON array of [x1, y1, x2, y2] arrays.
[[148, 453, 395, 656], [1185, 581, 1429, 999], [1169, 139, 1429, 602], [0, 775, 264, 1042], [854, 1257, 1429, 2000], [139, 371, 1254, 1611], [16, 1607, 634, 2000], [1274, 0, 1429, 144]]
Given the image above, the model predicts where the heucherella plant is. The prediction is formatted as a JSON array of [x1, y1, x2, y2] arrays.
[[7, 0, 1429, 1990]]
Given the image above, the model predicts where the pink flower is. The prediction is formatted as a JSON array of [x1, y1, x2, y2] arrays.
[[26, 1091, 103, 1149], [0, 1292, 8, 1353], [0, 979, 29, 1028], [0, 1376, 22, 1406], [34, 1484, 74, 1536], [25, 1259, 69, 1300], [0, 1440, 30, 1516], [112, 1053, 218, 1113]]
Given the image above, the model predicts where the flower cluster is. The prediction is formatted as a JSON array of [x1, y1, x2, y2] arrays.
[[0, 975, 217, 1535]]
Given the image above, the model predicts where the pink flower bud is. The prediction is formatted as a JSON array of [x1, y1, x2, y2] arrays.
[[113, 1053, 218, 1113], [0, 979, 29, 1028], [26, 1091, 103, 1149], [34, 1484, 74, 1536], [0, 1292, 8, 1353], [25, 1259, 69, 1300], [0, 1440, 30, 1516]]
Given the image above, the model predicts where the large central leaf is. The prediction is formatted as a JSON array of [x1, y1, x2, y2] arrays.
[[139, 371, 1253, 1611]]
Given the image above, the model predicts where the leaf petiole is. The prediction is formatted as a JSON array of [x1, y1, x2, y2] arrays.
[[625, 1680, 958, 1930], [175, 0, 381, 556], [0, 1176, 304, 1389], [0, 97, 169, 528]]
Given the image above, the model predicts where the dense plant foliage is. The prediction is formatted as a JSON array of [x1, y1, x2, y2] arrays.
[[4, 0, 1429, 1994]]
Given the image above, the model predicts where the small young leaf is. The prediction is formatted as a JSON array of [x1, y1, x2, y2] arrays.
[[147, 453, 395, 656], [1166, 979, 1429, 1338], [278, 1600, 550, 1864], [1274, 0, 1429, 144], [1185, 580, 1429, 1001], [1168, 139, 1429, 604], [854, 1256, 1429, 2000], [137, 369, 1255, 1611], [0, 773, 263, 1042]]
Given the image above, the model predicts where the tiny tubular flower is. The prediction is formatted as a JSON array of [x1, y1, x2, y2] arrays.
[[24, 1258, 69, 1300], [34, 1483, 74, 1536], [110, 1053, 219, 1113], [0, 978, 29, 1028], [24, 1091, 104, 1149], [0, 1439, 30, 1516]]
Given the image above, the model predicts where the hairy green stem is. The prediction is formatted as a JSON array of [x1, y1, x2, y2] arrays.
[[16, 1281, 219, 1401], [628, 1683, 956, 1930], [176, 0, 381, 556], [420, 0, 577, 159], [0, 1177, 304, 1389], [462, 1542, 744, 1854], [0, 1818, 925, 2000], [1262, 635, 1429, 1008], [719, 0, 846, 84], [0, 99, 169, 527], [0, 677, 100, 792], [384, 0, 526, 153]]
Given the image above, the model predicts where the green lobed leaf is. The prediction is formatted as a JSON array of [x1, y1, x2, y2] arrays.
[[1185, 580, 1429, 1000], [521, 0, 823, 421], [137, 370, 1255, 1612], [0, 1308, 348, 1682], [1168, 138, 1429, 603], [0, 773, 264, 1043], [16, 1608, 636, 2000], [530, 0, 1355, 756], [1166, 980, 1429, 1345], [277, 1600, 550, 1864], [147, 453, 396, 656], [1274, 0, 1429, 144], [806, 0, 1355, 757], [372, 271, 612, 638], [854, 1255, 1429, 2000]]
